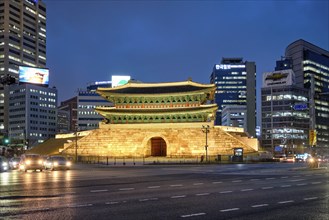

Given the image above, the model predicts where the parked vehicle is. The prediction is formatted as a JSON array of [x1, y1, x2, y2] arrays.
[[9, 157, 21, 169], [19, 154, 44, 172], [0, 156, 9, 172], [44, 155, 71, 170]]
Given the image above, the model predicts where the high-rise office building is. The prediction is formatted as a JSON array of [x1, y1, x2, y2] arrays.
[[285, 39, 329, 150], [5, 83, 57, 148], [0, 0, 47, 132], [210, 58, 256, 137], [261, 68, 309, 155]]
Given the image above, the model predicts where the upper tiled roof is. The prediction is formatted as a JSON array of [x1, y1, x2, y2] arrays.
[[97, 80, 215, 95]]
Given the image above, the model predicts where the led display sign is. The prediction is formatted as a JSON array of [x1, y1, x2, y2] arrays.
[[19, 66, 49, 85], [217, 64, 246, 70]]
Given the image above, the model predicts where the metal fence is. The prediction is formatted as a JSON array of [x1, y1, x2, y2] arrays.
[[75, 154, 236, 165]]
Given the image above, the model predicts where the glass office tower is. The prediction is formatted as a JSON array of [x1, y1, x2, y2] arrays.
[[210, 58, 256, 137], [285, 39, 329, 151]]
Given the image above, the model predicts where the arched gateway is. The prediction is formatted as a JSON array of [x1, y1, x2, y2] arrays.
[[151, 137, 167, 156]]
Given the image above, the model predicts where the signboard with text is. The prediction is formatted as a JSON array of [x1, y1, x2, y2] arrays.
[[262, 69, 294, 88], [293, 103, 308, 111]]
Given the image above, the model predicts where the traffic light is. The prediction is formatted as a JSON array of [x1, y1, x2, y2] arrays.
[[3, 137, 10, 145]]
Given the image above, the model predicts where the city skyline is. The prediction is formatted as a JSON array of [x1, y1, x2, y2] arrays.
[[44, 0, 329, 103]]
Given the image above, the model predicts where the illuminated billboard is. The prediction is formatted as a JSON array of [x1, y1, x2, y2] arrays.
[[111, 75, 131, 88], [262, 69, 294, 88], [19, 66, 49, 85]]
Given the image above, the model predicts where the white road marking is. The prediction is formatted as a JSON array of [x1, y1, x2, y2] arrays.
[[292, 175, 300, 177], [105, 201, 119, 205], [251, 204, 268, 208], [68, 204, 93, 208], [250, 179, 260, 181], [119, 188, 135, 191], [171, 195, 186, 199], [232, 180, 242, 183], [170, 184, 183, 187], [289, 179, 305, 182], [90, 189, 108, 193], [311, 182, 322, 184], [181, 213, 206, 218], [241, 188, 254, 192], [219, 191, 233, 194], [262, 187, 273, 190], [297, 183, 307, 186], [196, 193, 210, 196], [193, 183, 204, 185], [220, 208, 240, 212], [266, 177, 275, 180], [304, 197, 318, 200], [212, 181, 222, 184], [139, 198, 158, 202], [281, 176, 288, 179], [281, 185, 291, 188], [26, 208, 50, 211], [278, 200, 294, 204], [148, 186, 160, 189]]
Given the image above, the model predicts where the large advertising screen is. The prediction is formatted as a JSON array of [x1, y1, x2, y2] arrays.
[[111, 75, 131, 88], [19, 66, 49, 85]]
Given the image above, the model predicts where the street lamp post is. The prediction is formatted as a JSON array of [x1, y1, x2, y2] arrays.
[[202, 125, 210, 162]]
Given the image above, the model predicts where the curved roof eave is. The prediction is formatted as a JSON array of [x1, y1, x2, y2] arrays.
[[95, 104, 218, 115], [98, 80, 215, 91]]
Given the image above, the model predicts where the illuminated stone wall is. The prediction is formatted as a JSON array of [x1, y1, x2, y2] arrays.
[[63, 122, 258, 157]]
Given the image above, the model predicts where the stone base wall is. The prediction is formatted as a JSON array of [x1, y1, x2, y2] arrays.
[[63, 122, 258, 157]]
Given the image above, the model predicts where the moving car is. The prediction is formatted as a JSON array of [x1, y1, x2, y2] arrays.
[[281, 156, 295, 163], [44, 155, 71, 170], [0, 156, 9, 172], [9, 157, 21, 169], [19, 154, 44, 172]]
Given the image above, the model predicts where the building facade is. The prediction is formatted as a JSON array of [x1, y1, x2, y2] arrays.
[[285, 39, 329, 150], [210, 58, 256, 137], [261, 69, 309, 155], [5, 83, 57, 148], [57, 81, 113, 132], [221, 105, 247, 129], [0, 0, 47, 132], [57, 109, 70, 134]]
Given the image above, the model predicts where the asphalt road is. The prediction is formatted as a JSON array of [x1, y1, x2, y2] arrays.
[[0, 163, 328, 220]]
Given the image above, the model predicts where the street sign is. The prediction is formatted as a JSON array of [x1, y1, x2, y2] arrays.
[[293, 103, 308, 111]]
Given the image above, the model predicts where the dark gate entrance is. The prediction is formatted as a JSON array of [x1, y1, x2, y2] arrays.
[[151, 137, 167, 156]]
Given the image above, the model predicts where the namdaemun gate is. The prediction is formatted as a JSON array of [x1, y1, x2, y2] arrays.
[[33, 80, 259, 158]]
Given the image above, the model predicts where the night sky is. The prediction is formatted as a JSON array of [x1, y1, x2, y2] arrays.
[[44, 0, 329, 109]]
